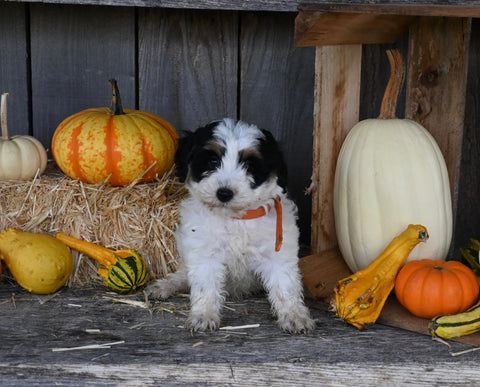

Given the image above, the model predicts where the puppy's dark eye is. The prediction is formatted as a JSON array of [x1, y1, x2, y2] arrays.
[[190, 149, 223, 182], [207, 155, 220, 170], [242, 156, 260, 174], [241, 155, 269, 188]]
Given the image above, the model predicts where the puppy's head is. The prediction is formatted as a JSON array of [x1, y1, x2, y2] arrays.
[[175, 119, 287, 216]]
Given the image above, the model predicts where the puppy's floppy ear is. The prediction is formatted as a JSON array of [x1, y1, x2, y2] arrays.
[[260, 129, 288, 191], [174, 122, 218, 182], [174, 131, 196, 182]]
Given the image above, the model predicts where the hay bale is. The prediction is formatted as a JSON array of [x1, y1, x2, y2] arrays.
[[0, 163, 185, 287]]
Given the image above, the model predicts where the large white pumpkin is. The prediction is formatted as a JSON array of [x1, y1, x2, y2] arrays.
[[333, 117, 452, 273]]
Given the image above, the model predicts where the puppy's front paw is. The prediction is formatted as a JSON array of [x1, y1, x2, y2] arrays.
[[186, 313, 220, 332], [145, 279, 177, 299], [277, 307, 316, 334]]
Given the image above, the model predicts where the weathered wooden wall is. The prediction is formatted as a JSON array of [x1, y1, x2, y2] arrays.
[[0, 3, 315, 243], [0, 2, 479, 253], [456, 18, 480, 254]]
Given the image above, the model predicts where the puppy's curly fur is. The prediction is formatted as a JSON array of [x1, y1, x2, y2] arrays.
[[146, 119, 315, 333]]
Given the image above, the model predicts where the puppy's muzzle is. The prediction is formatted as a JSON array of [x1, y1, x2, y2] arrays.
[[216, 187, 234, 203]]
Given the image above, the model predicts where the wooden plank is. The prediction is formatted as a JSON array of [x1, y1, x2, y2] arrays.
[[30, 3, 135, 154], [138, 8, 238, 132], [405, 17, 471, 244], [5, 0, 305, 12], [310, 45, 362, 253], [3, 0, 480, 16], [295, 12, 416, 47], [377, 296, 480, 347], [453, 19, 480, 253], [239, 12, 315, 245], [1, 284, 480, 385], [299, 248, 351, 298], [299, 1, 480, 17], [0, 3, 30, 136], [5, 361, 480, 386]]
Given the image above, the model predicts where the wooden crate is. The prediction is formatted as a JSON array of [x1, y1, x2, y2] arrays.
[[296, 4, 480, 343]]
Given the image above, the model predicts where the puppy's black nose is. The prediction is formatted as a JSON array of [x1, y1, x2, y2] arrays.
[[216, 187, 234, 203]]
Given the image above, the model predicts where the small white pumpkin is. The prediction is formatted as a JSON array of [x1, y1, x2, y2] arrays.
[[0, 93, 47, 180], [333, 50, 452, 273]]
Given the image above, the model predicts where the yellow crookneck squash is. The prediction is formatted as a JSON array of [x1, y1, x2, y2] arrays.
[[332, 224, 428, 330], [52, 79, 178, 186], [333, 49, 452, 273]]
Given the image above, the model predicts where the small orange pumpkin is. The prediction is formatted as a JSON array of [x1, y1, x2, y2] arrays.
[[52, 79, 178, 186], [395, 259, 479, 319]]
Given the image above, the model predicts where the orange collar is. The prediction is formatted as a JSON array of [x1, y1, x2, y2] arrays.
[[234, 197, 283, 252]]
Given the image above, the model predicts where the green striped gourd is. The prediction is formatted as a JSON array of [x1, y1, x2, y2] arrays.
[[56, 233, 148, 294]]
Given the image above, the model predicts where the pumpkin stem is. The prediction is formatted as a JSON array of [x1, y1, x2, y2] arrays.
[[109, 79, 125, 116], [378, 49, 405, 120], [1, 92, 10, 141]]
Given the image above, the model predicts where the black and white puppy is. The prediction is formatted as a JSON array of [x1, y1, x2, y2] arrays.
[[146, 118, 315, 333]]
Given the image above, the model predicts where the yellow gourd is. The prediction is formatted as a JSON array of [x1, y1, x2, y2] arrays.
[[331, 224, 428, 330], [0, 229, 73, 294], [430, 300, 480, 339]]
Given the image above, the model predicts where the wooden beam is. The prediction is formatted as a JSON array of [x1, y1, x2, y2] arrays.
[[299, 2, 480, 18], [2, 0, 480, 15], [405, 17, 471, 234], [310, 44, 362, 254], [295, 12, 416, 47]]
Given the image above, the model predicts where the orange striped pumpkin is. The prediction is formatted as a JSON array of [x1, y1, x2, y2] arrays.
[[52, 79, 178, 186]]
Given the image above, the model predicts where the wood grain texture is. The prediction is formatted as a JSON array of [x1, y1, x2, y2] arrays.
[[299, 248, 351, 298], [405, 17, 471, 247], [30, 3, 136, 153], [138, 8, 238, 132], [1, 284, 480, 385], [454, 19, 480, 254], [378, 296, 480, 347], [4, 0, 480, 15], [239, 12, 315, 245], [6, 0, 305, 11], [0, 3, 30, 136], [295, 12, 416, 47], [310, 44, 362, 253], [299, 1, 480, 17], [5, 361, 480, 385]]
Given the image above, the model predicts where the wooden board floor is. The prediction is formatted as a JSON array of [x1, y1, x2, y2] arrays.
[[1, 281, 480, 385]]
